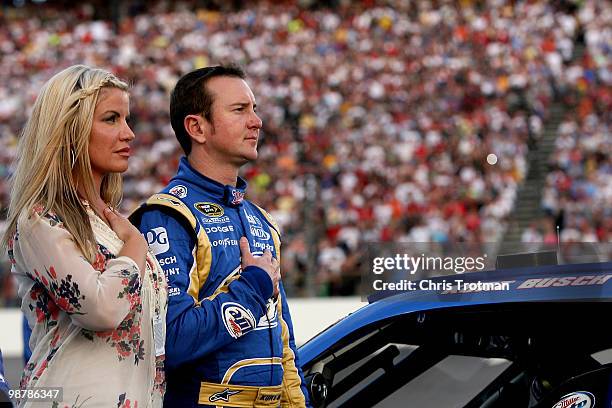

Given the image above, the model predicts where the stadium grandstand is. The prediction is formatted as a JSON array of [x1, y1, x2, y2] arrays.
[[0, 0, 610, 305]]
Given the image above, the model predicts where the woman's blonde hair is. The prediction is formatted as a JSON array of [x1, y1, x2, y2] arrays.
[[2, 65, 129, 261]]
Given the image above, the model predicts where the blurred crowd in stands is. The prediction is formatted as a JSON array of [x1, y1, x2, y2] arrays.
[[522, 0, 611, 247], [0, 0, 609, 301]]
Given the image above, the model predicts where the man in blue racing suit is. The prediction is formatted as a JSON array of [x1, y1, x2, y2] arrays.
[[131, 65, 310, 408]]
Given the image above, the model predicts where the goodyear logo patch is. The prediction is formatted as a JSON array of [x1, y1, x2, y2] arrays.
[[222, 302, 255, 339], [194, 202, 224, 217]]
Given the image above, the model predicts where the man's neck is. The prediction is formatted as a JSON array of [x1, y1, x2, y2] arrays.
[[188, 153, 239, 187]]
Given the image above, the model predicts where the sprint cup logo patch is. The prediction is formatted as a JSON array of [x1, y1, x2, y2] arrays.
[[552, 391, 595, 408], [194, 202, 224, 217], [222, 302, 256, 338], [169, 184, 188, 198]]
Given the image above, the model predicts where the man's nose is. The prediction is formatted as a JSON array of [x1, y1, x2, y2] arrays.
[[249, 111, 263, 129]]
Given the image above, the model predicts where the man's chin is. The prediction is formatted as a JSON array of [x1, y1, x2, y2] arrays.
[[236, 152, 258, 165], [244, 151, 258, 162]]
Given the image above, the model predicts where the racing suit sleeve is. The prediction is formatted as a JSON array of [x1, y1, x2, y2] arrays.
[[137, 208, 273, 370], [279, 282, 312, 407]]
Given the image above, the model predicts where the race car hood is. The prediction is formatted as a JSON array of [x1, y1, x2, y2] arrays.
[[300, 261, 612, 364]]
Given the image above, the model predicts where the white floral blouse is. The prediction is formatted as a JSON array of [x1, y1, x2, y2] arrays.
[[8, 204, 168, 408]]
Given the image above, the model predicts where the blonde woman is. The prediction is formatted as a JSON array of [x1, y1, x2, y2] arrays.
[[1, 65, 167, 407]]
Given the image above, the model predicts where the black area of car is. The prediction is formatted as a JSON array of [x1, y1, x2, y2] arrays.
[[304, 301, 612, 407]]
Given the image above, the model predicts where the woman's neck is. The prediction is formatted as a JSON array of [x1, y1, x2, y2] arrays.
[[77, 173, 108, 222]]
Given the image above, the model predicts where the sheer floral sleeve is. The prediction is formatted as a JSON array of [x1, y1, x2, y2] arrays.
[[12, 208, 141, 331]]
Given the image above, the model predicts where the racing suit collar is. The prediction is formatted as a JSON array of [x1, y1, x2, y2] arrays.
[[175, 156, 247, 207]]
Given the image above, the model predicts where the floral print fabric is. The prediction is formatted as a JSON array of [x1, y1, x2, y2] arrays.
[[9, 206, 167, 407]]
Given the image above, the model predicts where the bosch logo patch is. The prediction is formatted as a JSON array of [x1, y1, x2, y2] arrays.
[[158, 256, 177, 266], [222, 302, 255, 339], [552, 391, 595, 408], [194, 202, 224, 217], [169, 184, 188, 198]]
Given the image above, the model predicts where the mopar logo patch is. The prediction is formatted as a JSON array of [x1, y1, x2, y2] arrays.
[[194, 202, 224, 217], [169, 184, 188, 198], [552, 391, 595, 408], [222, 302, 255, 339], [209, 388, 241, 403]]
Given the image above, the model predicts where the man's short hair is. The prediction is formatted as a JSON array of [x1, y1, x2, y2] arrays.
[[170, 64, 246, 155]]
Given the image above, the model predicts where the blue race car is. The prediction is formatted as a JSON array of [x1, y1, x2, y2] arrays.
[[300, 261, 612, 407]]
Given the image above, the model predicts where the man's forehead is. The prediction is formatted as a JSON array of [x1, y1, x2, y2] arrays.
[[207, 76, 256, 103]]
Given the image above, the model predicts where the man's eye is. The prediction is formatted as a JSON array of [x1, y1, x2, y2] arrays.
[[235, 107, 245, 112]]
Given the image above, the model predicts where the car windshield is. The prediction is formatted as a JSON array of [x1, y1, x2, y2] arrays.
[[303, 302, 612, 407], [331, 347, 512, 407]]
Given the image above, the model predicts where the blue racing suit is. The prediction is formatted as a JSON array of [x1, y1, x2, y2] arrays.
[[131, 157, 310, 408]]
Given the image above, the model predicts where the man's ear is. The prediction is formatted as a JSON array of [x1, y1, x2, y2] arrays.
[[184, 114, 210, 144]]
